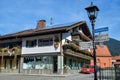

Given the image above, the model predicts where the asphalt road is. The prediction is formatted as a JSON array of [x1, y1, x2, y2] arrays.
[[0, 73, 94, 80]]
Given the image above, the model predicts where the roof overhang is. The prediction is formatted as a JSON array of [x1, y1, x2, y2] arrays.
[[0, 21, 92, 40]]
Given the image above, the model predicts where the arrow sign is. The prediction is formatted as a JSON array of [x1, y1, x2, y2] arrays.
[[95, 27, 108, 33], [95, 34, 109, 42]]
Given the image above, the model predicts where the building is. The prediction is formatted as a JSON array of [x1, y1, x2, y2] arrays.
[[0, 20, 93, 74], [90, 44, 112, 68], [0, 36, 21, 73], [112, 56, 120, 68]]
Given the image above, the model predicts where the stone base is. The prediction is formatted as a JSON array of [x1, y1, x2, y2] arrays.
[[22, 69, 53, 74], [1, 69, 19, 73]]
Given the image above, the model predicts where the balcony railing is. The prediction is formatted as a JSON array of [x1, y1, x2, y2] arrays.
[[63, 43, 93, 60], [0, 46, 21, 56]]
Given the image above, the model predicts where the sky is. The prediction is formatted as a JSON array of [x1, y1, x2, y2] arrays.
[[0, 0, 120, 40]]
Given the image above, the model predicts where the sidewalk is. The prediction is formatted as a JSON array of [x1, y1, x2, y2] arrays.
[[0, 73, 80, 77]]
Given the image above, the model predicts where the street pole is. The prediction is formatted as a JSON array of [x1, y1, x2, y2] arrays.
[[85, 2, 99, 80], [91, 20, 97, 80]]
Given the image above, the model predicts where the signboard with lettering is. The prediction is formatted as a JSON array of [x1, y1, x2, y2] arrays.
[[79, 42, 93, 50], [95, 34, 109, 42], [95, 27, 108, 33]]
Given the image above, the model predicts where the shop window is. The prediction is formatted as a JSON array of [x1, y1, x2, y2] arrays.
[[35, 57, 44, 69], [66, 58, 81, 70], [69, 59, 72, 69], [23, 57, 35, 69], [23, 56, 53, 69]]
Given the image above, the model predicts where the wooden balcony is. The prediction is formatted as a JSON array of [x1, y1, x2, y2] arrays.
[[0, 46, 21, 56], [63, 43, 93, 60]]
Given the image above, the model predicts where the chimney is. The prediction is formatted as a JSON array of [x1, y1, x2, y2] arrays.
[[36, 20, 46, 30]]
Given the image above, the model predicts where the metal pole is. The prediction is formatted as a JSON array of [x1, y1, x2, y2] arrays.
[[91, 20, 98, 80]]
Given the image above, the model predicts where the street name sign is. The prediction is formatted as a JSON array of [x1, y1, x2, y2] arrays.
[[79, 42, 93, 50], [95, 27, 108, 33], [95, 34, 109, 42]]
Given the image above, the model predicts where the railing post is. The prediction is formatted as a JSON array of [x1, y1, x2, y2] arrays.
[[114, 65, 117, 80], [99, 68, 101, 80]]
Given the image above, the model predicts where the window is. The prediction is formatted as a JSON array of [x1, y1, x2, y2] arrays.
[[26, 40, 37, 47], [23, 56, 53, 69], [69, 59, 72, 69], [97, 59, 100, 62], [38, 38, 53, 47], [23, 57, 35, 69], [35, 57, 44, 69], [73, 28, 77, 32]]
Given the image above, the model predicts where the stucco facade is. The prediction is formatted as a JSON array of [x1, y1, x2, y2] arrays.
[[90, 45, 112, 68]]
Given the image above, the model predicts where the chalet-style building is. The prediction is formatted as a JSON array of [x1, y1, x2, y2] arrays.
[[90, 44, 112, 68], [112, 56, 120, 68], [0, 20, 93, 74]]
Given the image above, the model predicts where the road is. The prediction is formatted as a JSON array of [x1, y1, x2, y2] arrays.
[[0, 73, 94, 80]]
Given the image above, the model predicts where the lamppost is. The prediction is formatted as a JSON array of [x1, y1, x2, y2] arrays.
[[85, 2, 99, 80]]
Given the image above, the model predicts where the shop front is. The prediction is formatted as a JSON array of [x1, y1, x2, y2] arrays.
[[21, 54, 64, 74]]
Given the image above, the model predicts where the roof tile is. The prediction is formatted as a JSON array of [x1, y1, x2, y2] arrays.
[[112, 56, 120, 60]]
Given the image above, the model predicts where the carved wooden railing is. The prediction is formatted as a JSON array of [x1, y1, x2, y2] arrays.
[[63, 43, 93, 60], [0, 46, 21, 56]]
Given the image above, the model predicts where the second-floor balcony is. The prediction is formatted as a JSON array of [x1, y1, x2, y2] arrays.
[[63, 43, 93, 60], [0, 46, 21, 56]]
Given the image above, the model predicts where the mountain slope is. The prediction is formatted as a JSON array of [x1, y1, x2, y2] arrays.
[[104, 38, 120, 56]]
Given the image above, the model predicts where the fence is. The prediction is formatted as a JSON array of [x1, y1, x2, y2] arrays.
[[98, 66, 120, 80]]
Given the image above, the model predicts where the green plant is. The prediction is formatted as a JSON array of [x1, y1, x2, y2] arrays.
[[0, 48, 2, 52], [79, 50, 93, 57], [63, 43, 93, 57], [72, 40, 79, 45]]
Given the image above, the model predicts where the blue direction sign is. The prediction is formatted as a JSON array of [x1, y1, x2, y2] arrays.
[[95, 27, 108, 33]]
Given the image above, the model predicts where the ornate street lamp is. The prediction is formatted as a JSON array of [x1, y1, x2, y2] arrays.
[[85, 2, 99, 80]]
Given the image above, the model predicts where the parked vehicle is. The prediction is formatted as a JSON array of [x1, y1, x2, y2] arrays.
[[80, 65, 100, 74]]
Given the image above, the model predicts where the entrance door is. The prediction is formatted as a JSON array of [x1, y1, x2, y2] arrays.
[[53, 56, 57, 73]]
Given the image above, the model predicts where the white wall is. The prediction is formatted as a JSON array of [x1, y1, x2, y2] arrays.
[[22, 34, 60, 55], [62, 30, 72, 45], [22, 27, 80, 55]]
